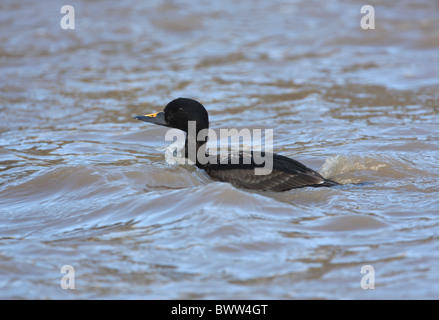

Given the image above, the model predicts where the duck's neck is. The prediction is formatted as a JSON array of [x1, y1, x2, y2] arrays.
[[184, 131, 207, 168]]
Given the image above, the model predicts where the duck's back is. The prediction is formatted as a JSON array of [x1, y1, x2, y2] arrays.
[[202, 152, 337, 192]]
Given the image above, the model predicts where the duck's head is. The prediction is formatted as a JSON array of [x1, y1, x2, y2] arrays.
[[134, 98, 209, 133]]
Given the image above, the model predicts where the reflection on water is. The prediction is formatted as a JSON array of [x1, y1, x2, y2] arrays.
[[1, 0, 439, 299]]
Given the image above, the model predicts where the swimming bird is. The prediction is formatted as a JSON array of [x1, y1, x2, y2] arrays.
[[134, 98, 338, 192]]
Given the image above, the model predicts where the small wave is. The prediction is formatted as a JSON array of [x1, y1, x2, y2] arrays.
[[319, 154, 427, 185], [303, 214, 389, 232]]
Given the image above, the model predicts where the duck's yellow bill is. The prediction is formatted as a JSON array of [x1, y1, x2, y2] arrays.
[[134, 111, 167, 126], [144, 112, 160, 118]]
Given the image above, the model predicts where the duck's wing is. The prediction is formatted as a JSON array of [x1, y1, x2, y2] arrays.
[[203, 152, 337, 192]]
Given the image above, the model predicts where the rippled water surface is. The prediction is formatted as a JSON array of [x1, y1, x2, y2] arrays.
[[1, 0, 439, 299]]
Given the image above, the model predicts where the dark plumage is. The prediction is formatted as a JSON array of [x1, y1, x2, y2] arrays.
[[134, 98, 338, 192]]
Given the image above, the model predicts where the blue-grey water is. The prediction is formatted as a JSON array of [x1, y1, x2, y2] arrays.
[[1, 0, 439, 299]]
